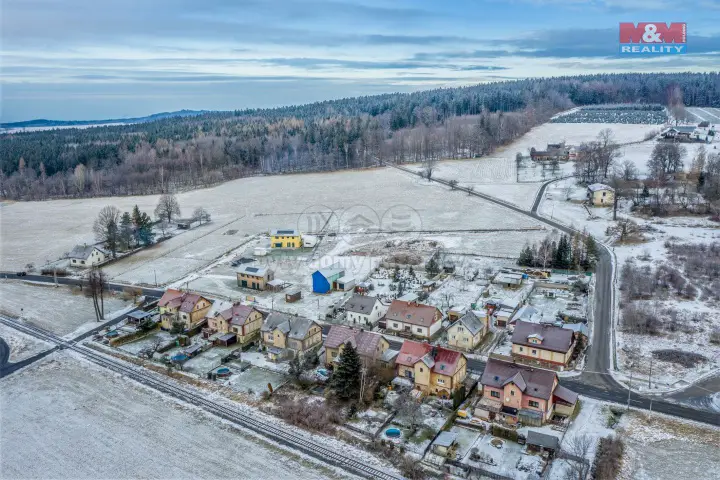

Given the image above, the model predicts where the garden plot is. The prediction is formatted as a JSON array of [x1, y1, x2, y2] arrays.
[[1, 165, 544, 274], [182, 344, 238, 375], [463, 434, 539, 477], [0, 323, 52, 362], [0, 280, 131, 337], [347, 409, 391, 437], [449, 425, 483, 460], [117, 330, 175, 356], [0, 353, 351, 480], [222, 366, 289, 397]]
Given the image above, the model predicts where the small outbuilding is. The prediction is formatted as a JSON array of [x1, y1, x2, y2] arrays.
[[285, 289, 302, 303], [432, 431, 458, 457], [335, 275, 355, 292], [526, 430, 560, 455]]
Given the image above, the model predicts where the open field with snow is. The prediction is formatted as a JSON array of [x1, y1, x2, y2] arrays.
[[0, 353, 351, 480], [0, 280, 131, 337], [687, 107, 720, 124], [0, 323, 52, 362]]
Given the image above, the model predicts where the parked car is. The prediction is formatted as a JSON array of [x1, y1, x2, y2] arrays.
[[16, 271, 27, 276]]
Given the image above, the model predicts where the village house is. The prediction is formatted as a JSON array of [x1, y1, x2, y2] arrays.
[[323, 325, 390, 368], [530, 143, 570, 162], [270, 229, 303, 249], [261, 312, 322, 360], [342, 294, 388, 327], [395, 340, 467, 398], [158, 289, 212, 331], [236, 265, 274, 290], [477, 357, 578, 426], [493, 272, 525, 289], [205, 303, 264, 346], [587, 183, 615, 206], [447, 311, 488, 351], [385, 299, 443, 339], [68, 244, 109, 267], [511, 321, 576, 368], [311, 265, 346, 294]]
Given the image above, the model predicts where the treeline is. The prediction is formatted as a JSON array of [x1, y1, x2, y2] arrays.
[[2, 72, 719, 200], [518, 232, 598, 271]]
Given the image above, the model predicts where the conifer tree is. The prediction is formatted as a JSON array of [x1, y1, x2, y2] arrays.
[[330, 343, 362, 401]]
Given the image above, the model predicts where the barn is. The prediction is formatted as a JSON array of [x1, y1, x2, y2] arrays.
[[312, 265, 346, 294]]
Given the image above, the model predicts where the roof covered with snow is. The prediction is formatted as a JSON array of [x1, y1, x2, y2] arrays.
[[68, 244, 107, 260], [587, 183, 614, 192]]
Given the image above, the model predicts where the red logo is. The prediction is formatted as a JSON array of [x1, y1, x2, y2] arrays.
[[619, 23, 686, 44]]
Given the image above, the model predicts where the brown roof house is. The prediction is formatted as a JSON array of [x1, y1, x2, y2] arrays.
[[395, 340, 467, 399], [324, 325, 389, 367], [511, 321, 576, 368], [158, 289, 212, 332], [447, 311, 488, 351], [205, 302, 264, 346], [261, 312, 322, 361], [477, 357, 577, 426], [385, 300, 443, 339]]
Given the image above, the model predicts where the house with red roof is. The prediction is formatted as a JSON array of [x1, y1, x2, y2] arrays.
[[158, 288, 212, 331], [385, 300, 443, 339], [395, 340, 467, 398], [206, 302, 264, 346], [477, 357, 578, 426]]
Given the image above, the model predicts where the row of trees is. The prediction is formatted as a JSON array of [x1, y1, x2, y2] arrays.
[[3, 73, 720, 200], [518, 232, 598, 271], [93, 204, 155, 257]]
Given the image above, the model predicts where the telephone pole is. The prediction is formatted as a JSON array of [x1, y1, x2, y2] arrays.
[[626, 369, 634, 412], [648, 356, 653, 389]]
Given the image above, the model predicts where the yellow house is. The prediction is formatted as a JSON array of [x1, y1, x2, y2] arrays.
[[261, 312, 322, 360], [270, 229, 303, 249], [395, 340, 467, 399], [206, 303, 263, 345], [324, 325, 390, 367], [158, 289, 212, 331], [511, 321, 576, 368], [447, 311, 488, 351], [587, 183, 614, 206]]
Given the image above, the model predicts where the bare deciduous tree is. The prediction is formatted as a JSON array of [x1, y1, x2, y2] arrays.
[[561, 434, 593, 480], [155, 193, 181, 223], [85, 268, 108, 322], [192, 206, 211, 225], [93, 205, 121, 257]]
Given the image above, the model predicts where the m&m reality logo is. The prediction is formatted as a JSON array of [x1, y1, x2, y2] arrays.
[[619, 22, 687, 54]]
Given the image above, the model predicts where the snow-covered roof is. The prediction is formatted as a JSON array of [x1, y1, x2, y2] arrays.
[[434, 431, 458, 447], [271, 229, 299, 236], [587, 183, 614, 192], [237, 265, 271, 277], [68, 244, 106, 260], [337, 275, 355, 284]]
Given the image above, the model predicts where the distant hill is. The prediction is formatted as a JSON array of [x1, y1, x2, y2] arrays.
[[0, 109, 211, 129]]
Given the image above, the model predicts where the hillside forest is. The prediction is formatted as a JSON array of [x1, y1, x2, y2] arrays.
[[2, 72, 720, 200]]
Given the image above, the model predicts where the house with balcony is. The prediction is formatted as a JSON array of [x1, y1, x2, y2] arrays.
[[395, 340, 467, 398], [205, 303, 264, 346], [477, 357, 577, 426]]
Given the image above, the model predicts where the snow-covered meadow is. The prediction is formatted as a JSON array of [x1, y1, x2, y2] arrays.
[[0, 353, 356, 479]]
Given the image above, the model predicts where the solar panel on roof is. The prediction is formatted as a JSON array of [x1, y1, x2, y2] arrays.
[[245, 267, 259, 273], [277, 230, 295, 234]]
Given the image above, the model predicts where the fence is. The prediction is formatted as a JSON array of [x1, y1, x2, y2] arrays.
[[445, 459, 515, 480]]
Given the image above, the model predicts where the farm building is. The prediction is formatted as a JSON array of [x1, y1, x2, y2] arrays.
[[335, 275, 355, 292], [493, 272, 525, 288], [270, 229, 303, 249], [311, 265, 346, 294]]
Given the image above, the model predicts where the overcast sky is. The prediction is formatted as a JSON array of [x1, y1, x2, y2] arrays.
[[1, 0, 719, 122]]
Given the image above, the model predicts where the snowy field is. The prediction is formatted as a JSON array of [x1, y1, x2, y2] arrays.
[[0, 353, 351, 480], [0, 280, 131, 337], [405, 122, 658, 209], [686, 107, 720, 124], [0, 323, 52, 362], [1, 167, 545, 278]]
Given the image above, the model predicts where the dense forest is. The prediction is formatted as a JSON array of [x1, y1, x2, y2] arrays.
[[2, 72, 719, 200]]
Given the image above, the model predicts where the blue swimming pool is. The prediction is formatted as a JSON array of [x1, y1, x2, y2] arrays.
[[385, 428, 401, 438]]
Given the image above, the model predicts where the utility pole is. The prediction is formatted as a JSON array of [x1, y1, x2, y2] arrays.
[[648, 356, 653, 389], [154, 269, 157, 287], [359, 367, 366, 403], [626, 369, 633, 412]]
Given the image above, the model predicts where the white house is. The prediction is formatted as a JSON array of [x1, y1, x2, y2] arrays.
[[68, 244, 108, 267], [587, 183, 614, 206], [385, 300, 443, 339], [342, 294, 388, 327]]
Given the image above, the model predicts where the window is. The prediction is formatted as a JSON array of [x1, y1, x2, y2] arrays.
[[437, 378, 445, 385], [529, 400, 540, 408], [532, 349, 537, 355], [331, 351, 337, 358], [416, 327, 422, 333], [510, 390, 515, 396], [419, 367, 424, 373], [490, 390, 500, 398], [519, 347, 524, 352]]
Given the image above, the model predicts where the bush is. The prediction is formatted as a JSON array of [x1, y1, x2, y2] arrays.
[[652, 349, 708, 367], [710, 328, 720, 345], [592, 436, 624, 480], [622, 304, 663, 335], [491, 425, 518, 442], [399, 455, 425, 480], [276, 398, 343, 432]]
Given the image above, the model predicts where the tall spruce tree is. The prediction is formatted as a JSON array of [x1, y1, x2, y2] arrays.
[[119, 212, 134, 250], [330, 342, 362, 401], [518, 244, 534, 266], [138, 212, 155, 246]]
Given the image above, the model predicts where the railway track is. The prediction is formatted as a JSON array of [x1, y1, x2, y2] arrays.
[[0, 315, 403, 480]]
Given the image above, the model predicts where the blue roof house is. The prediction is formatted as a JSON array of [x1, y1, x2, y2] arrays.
[[312, 265, 346, 294]]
